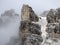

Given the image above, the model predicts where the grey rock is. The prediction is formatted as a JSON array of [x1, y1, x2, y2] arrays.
[[47, 8, 60, 23], [46, 9, 57, 23], [56, 8, 60, 20], [20, 4, 42, 45], [46, 8, 60, 38], [46, 22, 60, 38], [46, 23, 60, 33], [24, 34, 43, 45], [46, 23, 56, 33]]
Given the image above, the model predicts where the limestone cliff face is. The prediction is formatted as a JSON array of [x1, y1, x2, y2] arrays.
[[19, 5, 42, 45], [21, 4, 39, 22], [46, 9, 57, 23]]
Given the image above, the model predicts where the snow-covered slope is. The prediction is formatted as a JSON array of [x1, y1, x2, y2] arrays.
[[32, 16, 48, 45], [39, 17, 48, 44]]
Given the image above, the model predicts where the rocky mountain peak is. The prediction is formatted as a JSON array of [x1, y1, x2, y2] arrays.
[[21, 4, 39, 22]]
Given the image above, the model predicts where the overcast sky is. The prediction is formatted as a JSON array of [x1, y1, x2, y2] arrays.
[[0, 0, 60, 15]]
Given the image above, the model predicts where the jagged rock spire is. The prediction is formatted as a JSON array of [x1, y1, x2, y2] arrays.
[[21, 4, 39, 22]]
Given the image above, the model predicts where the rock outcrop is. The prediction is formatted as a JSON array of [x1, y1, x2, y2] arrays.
[[47, 8, 60, 23], [19, 4, 42, 45], [46, 8, 60, 38], [21, 4, 39, 22], [46, 9, 57, 23]]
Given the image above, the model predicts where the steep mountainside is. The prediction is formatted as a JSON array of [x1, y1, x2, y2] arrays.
[[20, 4, 43, 45]]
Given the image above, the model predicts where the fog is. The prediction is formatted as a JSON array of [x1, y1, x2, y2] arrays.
[[0, 10, 20, 45], [0, 0, 60, 15]]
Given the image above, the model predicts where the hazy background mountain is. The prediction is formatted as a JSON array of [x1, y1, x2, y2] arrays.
[[40, 11, 49, 17], [0, 9, 20, 45]]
